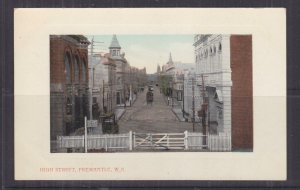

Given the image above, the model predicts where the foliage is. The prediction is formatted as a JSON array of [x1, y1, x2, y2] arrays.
[[159, 75, 173, 96]]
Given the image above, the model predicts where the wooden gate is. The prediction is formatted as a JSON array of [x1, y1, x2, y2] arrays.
[[133, 133, 186, 150]]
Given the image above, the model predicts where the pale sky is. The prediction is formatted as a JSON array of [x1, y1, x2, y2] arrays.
[[86, 35, 195, 74]]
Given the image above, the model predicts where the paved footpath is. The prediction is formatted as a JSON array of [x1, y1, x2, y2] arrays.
[[118, 86, 194, 133]]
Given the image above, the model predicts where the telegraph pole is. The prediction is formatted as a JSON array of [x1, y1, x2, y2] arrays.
[[88, 37, 104, 120], [102, 79, 105, 113], [200, 74, 208, 147], [182, 74, 185, 118], [89, 37, 94, 120], [192, 77, 195, 132]]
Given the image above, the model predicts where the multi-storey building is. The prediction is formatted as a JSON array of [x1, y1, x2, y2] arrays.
[[172, 62, 195, 102], [108, 35, 147, 106], [90, 53, 117, 118], [194, 34, 253, 150], [109, 35, 129, 105], [183, 70, 201, 121], [161, 53, 195, 108], [50, 35, 90, 140]]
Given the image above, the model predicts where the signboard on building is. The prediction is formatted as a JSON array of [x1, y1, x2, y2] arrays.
[[86, 120, 98, 128]]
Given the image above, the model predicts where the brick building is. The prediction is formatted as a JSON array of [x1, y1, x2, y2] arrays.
[[230, 35, 253, 150], [194, 34, 252, 150], [50, 35, 90, 140]]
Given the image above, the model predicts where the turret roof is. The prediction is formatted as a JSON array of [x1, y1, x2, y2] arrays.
[[109, 34, 121, 49]]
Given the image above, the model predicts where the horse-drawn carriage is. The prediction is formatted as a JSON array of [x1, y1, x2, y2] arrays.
[[146, 91, 154, 105]]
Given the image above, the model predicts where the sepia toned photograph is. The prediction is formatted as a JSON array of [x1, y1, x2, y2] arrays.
[[50, 34, 253, 153]]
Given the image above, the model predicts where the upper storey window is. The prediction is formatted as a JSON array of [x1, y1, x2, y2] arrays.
[[81, 59, 87, 83], [64, 53, 71, 84], [74, 56, 80, 83]]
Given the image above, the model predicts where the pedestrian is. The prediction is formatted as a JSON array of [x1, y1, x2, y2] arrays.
[[167, 97, 170, 105]]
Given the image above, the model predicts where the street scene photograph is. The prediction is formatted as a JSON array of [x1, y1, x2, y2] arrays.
[[50, 34, 253, 153]]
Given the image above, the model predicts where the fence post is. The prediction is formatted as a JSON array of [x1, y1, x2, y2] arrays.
[[167, 134, 169, 148], [105, 135, 108, 151], [133, 132, 136, 150], [207, 134, 210, 151], [82, 135, 85, 149], [57, 136, 60, 148], [184, 131, 188, 150], [129, 131, 133, 151], [229, 133, 232, 151]]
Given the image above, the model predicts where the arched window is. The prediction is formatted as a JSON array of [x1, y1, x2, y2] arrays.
[[81, 59, 87, 83], [219, 43, 222, 51], [74, 56, 79, 83], [64, 53, 71, 83]]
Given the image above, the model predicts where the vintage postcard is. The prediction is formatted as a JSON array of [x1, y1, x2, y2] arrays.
[[14, 8, 286, 180]]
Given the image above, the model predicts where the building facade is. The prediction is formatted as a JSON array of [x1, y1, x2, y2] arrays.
[[183, 68, 200, 121], [90, 53, 117, 119], [108, 35, 147, 106], [161, 53, 195, 109], [172, 62, 195, 102], [194, 34, 252, 150], [50, 35, 90, 140], [109, 35, 129, 105]]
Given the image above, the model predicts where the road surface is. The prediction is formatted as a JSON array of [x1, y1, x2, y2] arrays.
[[118, 86, 194, 133]]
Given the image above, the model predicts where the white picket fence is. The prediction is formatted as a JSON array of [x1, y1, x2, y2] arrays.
[[187, 132, 208, 150], [88, 134, 130, 151], [57, 133, 130, 151], [57, 136, 84, 148], [208, 133, 232, 151], [55, 131, 231, 152]]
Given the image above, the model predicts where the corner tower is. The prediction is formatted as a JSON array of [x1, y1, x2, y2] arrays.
[[109, 34, 121, 56]]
